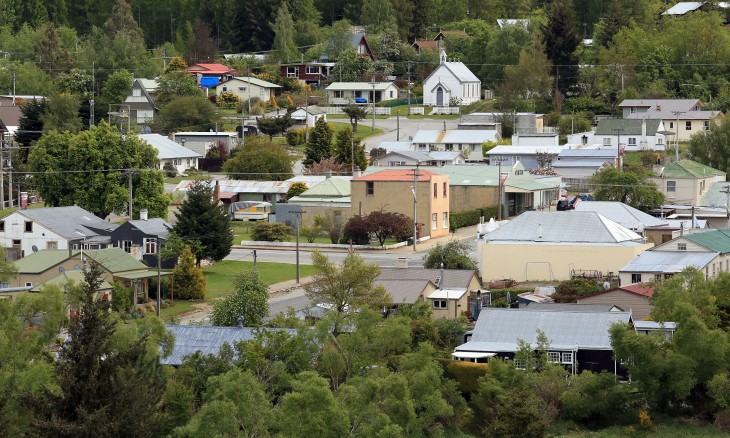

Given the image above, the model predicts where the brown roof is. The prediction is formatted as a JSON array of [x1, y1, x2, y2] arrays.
[[580, 283, 655, 300], [377, 267, 479, 290], [0, 105, 22, 127], [353, 169, 440, 182], [375, 279, 434, 304], [413, 40, 438, 50]]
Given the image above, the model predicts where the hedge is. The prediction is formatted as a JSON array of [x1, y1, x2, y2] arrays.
[[437, 358, 489, 394], [449, 205, 503, 232]]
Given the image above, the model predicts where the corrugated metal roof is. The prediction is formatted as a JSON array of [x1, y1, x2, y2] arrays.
[[487, 145, 565, 155], [297, 177, 351, 198], [14, 249, 76, 274], [377, 141, 412, 152], [552, 160, 609, 168], [429, 288, 468, 300], [484, 211, 643, 243], [326, 82, 397, 91], [594, 119, 661, 136], [161, 325, 298, 366], [699, 182, 730, 207], [138, 134, 202, 160], [439, 61, 480, 83], [17, 206, 118, 239], [411, 130, 498, 144], [456, 308, 632, 352], [682, 230, 730, 253], [374, 279, 434, 304], [85, 248, 149, 273], [662, 2, 705, 15], [575, 201, 667, 231], [125, 218, 172, 238], [377, 267, 479, 290], [220, 76, 281, 89], [634, 321, 677, 330], [525, 303, 622, 312], [619, 98, 700, 110], [353, 169, 440, 182], [558, 149, 617, 159], [620, 250, 717, 273], [32, 270, 113, 292], [659, 159, 725, 179], [174, 179, 294, 194]]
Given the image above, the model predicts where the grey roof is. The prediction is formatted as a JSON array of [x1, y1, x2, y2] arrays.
[[435, 61, 480, 83], [558, 149, 617, 159], [594, 119, 662, 136], [374, 279, 435, 304], [377, 267, 479, 290], [699, 182, 730, 207], [619, 98, 700, 110], [484, 211, 643, 244], [634, 321, 677, 330], [428, 151, 465, 160], [138, 134, 202, 159], [662, 2, 705, 15], [326, 82, 397, 91], [219, 76, 281, 89], [126, 218, 172, 238], [620, 98, 719, 120], [411, 130, 498, 144], [620, 250, 717, 274], [487, 145, 565, 156], [17, 206, 117, 239], [525, 303, 623, 312], [456, 308, 633, 352], [574, 201, 667, 231], [378, 141, 412, 152], [174, 179, 293, 194], [552, 160, 609, 168], [161, 325, 298, 366], [380, 150, 433, 162]]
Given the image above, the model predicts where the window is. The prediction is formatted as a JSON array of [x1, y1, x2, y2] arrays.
[[443, 212, 448, 229], [512, 156, 519, 164], [433, 183, 438, 198], [704, 120, 710, 131], [222, 86, 227, 92], [174, 159, 181, 166], [443, 182, 447, 198], [657, 137, 664, 144], [432, 299, 447, 309], [628, 137, 637, 145], [678, 243, 687, 251], [306, 66, 319, 74], [685, 121, 692, 130], [547, 352, 560, 363], [667, 181, 676, 192], [432, 213, 437, 230], [366, 181, 374, 196], [631, 273, 642, 283], [603, 138, 611, 146], [655, 274, 662, 281], [262, 193, 274, 202], [46, 241, 58, 250], [388, 161, 406, 166], [514, 358, 525, 370], [389, 91, 393, 98], [120, 240, 132, 253], [238, 86, 247, 92], [286, 67, 297, 78], [25, 282, 31, 287], [143, 238, 157, 255], [132, 88, 141, 97], [0, 220, 4, 231], [670, 122, 674, 129], [333, 90, 343, 98], [24, 221, 32, 232], [700, 180, 706, 193], [561, 352, 573, 364]]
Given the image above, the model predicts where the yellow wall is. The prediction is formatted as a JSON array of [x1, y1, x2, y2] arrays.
[[430, 294, 470, 319], [479, 242, 653, 282], [449, 185, 499, 213]]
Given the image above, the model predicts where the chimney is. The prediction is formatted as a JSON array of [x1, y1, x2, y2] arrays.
[[353, 166, 362, 178], [236, 315, 244, 328], [326, 170, 332, 179], [396, 257, 409, 268], [140, 208, 148, 221], [213, 180, 220, 202]]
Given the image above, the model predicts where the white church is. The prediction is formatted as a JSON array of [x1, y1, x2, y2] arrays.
[[423, 50, 482, 107]]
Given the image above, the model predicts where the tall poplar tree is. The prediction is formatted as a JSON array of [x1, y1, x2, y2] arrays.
[[272, 4, 298, 63], [541, 0, 581, 97]]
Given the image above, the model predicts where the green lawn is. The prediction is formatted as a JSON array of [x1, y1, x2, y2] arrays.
[[329, 122, 382, 140], [164, 172, 213, 185], [231, 221, 333, 245]]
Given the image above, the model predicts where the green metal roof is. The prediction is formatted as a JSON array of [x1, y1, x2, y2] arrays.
[[683, 230, 730, 253], [299, 177, 351, 198], [595, 119, 661, 136], [115, 271, 172, 280], [14, 250, 76, 274], [85, 248, 149, 273], [699, 182, 730, 207], [660, 160, 725, 179], [32, 270, 113, 292]]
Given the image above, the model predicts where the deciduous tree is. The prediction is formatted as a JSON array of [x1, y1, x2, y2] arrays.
[[590, 167, 664, 210], [211, 269, 269, 327], [423, 240, 477, 270], [223, 137, 293, 180], [342, 104, 368, 133], [157, 95, 220, 133]]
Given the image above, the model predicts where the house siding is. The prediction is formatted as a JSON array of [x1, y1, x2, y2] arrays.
[[577, 290, 652, 320], [423, 65, 481, 106]]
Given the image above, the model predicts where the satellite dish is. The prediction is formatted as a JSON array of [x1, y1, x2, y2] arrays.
[[31, 245, 38, 252], [58, 266, 65, 273], [73, 265, 81, 271]]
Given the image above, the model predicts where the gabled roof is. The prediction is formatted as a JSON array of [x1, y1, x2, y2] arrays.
[[619, 98, 700, 110], [377, 267, 479, 290], [456, 308, 633, 352], [187, 63, 233, 74], [619, 250, 717, 273], [525, 303, 623, 312], [350, 33, 372, 57], [662, 2, 715, 15], [14, 206, 117, 239], [682, 230, 730, 253], [594, 119, 662, 136], [353, 168, 440, 182], [487, 145, 565, 156], [496, 19, 530, 29], [137, 78, 158, 92], [161, 325, 298, 366], [429, 62, 480, 84], [32, 270, 113, 292], [122, 218, 172, 238], [484, 211, 643, 244], [658, 159, 725, 179], [0, 105, 22, 126], [218, 76, 281, 89], [558, 149, 617, 159], [579, 283, 655, 300], [574, 201, 667, 231], [412, 40, 438, 50], [411, 130, 498, 144], [138, 134, 202, 160], [326, 82, 397, 91], [374, 279, 435, 304], [14, 249, 77, 274], [174, 179, 293, 194], [297, 176, 350, 198], [85, 248, 148, 273]]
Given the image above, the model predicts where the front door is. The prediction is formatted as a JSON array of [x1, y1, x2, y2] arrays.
[[436, 87, 444, 106]]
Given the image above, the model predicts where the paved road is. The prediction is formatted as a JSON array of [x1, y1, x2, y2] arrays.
[[227, 247, 427, 267]]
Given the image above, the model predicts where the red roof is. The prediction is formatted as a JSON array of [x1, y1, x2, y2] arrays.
[[353, 169, 440, 182], [580, 283, 655, 300], [188, 63, 233, 75], [413, 40, 438, 50]]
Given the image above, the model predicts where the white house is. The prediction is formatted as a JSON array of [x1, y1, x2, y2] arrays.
[[0, 206, 117, 260], [138, 134, 202, 175], [620, 99, 721, 142], [411, 129, 498, 162], [423, 51, 481, 107], [215, 77, 281, 102], [325, 82, 399, 105], [486, 145, 565, 169], [173, 132, 238, 156], [289, 106, 326, 130], [591, 119, 667, 151], [123, 79, 157, 125], [372, 150, 467, 167]]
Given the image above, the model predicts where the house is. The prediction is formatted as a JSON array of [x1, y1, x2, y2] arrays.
[[650, 229, 730, 279], [173, 132, 238, 156], [496, 19, 530, 30], [30, 269, 114, 314], [651, 159, 726, 206], [620, 98, 721, 142], [280, 61, 336, 87], [423, 51, 481, 107], [574, 201, 668, 235], [460, 112, 547, 135], [592, 118, 668, 151], [161, 325, 298, 366], [286, 175, 352, 227], [351, 32, 374, 59], [372, 150, 467, 167], [412, 30, 469, 53], [124, 79, 157, 125], [0, 206, 117, 261], [486, 145, 565, 169], [325, 82, 399, 105], [453, 307, 633, 374], [478, 211, 653, 282], [186, 63, 235, 88], [577, 284, 655, 320], [215, 77, 281, 102], [553, 148, 618, 179], [377, 266, 482, 319], [110, 212, 175, 269], [643, 218, 708, 246], [411, 129, 499, 162], [289, 106, 327, 130], [175, 179, 293, 212], [662, 2, 729, 17], [138, 134, 202, 175], [351, 169, 450, 238], [619, 250, 718, 285]]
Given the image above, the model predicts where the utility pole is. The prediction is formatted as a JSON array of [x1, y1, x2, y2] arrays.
[[293, 210, 305, 283], [672, 110, 686, 161], [371, 74, 376, 130], [407, 61, 413, 116], [611, 128, 625, 170], [411, 164, 420, 252], [397, 114, 400, 141], [0, 142, 4, 209], [128, 170, 134, 219], [156, 239, 161, 317], [89, 99, 95, 128], [351, 133, 355, 176]]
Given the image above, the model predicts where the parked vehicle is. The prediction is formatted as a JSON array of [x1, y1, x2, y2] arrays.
[[557, 199, 573, 211], [354, 97, 368, 103], [575, 193, 594, 201], [228, 201, 272, 221]]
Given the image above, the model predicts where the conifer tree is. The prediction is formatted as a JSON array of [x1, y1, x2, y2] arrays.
[[171, 246, 206, 300], [304, 117, 334, 167], [333, 127, 367, 172], [541, 0, 581, 96]]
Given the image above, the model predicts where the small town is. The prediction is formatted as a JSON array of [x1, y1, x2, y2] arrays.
[[2, 1, 730, 437]]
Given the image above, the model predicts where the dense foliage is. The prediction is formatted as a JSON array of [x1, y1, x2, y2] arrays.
[[211, 268, 269, 326]]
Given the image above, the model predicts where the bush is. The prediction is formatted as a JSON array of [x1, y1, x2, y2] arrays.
[[561, 372, 632, 427], [449, 205, 502, 232], [250, 222, 291, 242], [286, 128, 308, 146], [163, 161, 177, 178], [300, 227, 321, 243], [342, 215, 370, 245], [217, 91, 241, 109], [552, 278, 602, 303], [440, 359, 489, 394], [171, 246, 206, 300]]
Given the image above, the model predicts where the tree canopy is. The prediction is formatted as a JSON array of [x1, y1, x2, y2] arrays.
[[590, 167, 664, 210], [223, 137, 293, 181], [423, 240, 477, 270]]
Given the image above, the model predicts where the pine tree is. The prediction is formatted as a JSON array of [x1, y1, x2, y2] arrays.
[[171, 246, 206, 300], [272, 3, 298, 63], [361, 0, 397, 34], [173, 181, 233, 265], [333, 127, 368, 173], [541, 0, 581, 97], [304, 117, 334, 167]]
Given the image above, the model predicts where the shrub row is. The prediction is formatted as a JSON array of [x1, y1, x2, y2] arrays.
[[449, 205, 502, 232]]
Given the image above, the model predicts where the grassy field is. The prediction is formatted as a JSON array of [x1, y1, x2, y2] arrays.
[[328, 122, 382, 140], [160, 260, 318, 319], [231, 221, 333, 244], [164, 172, 213, 185]]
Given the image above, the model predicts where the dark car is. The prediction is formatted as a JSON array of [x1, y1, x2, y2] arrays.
[[575, 193, 594, 201], [557, 199, 573, 211]]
